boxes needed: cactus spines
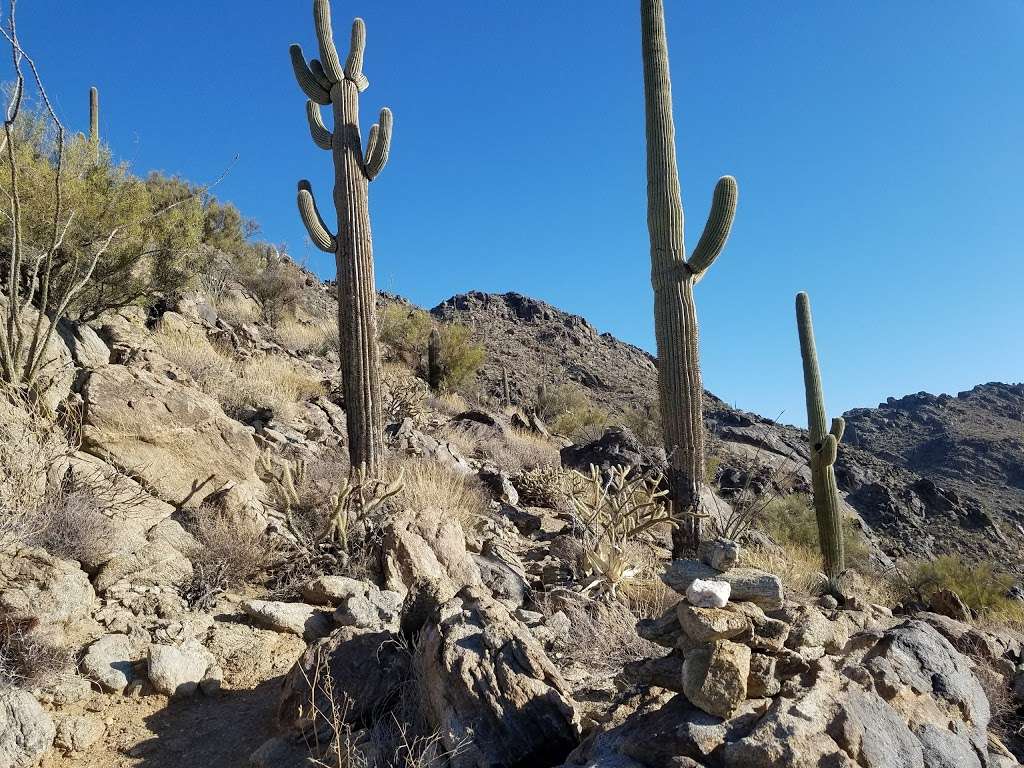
[796,292,846,586]
[641,0,738,556]
[89,86,99,162]
[427,327,442,392]
[291,0,393,473]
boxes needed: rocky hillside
[431,291,1024,574]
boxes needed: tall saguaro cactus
[290,0,392,472]
[795,292,846,585]
[641,0,738,555]
[427,327,442,392]
[89,86,99,162]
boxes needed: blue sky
[21,1,1023,425]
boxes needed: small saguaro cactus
[641,0,738,556]
[427,327,442,392]
[290,0,393,473]
[89,86,99,162]
[795,292,846,586]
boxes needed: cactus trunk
[332,79,383,470]
[427,327,442,391]
[641,0,738,556]
[796,292,846,585]
[89,86,99,162]
[291,0,393,473]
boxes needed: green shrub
[537,384,610,441]
[759,494,870,569]
[236,246,305,326]
[436,323,485,391]
[621,403,661,446]
[909,556,1024,625]
[379,304,433,360]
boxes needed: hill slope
[433,291,1024,573]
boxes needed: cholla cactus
[795,292,846,585]
[325,465,404,548]
[515,466,585,509]
[568,464,680,598]
[641,0,738,556]
[290,0,393,473]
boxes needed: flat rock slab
[664,560,784,610]
[241,600,333,641]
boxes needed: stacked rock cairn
[635,538,789,718]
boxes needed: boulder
[686,578,731,608]
[0,547,95,630]
[241,600,333,641]
[681,639,751,719]
[53,715,105,753]
[93,520,195,594]
[381,507,482,602]
[929,589,972,623]
[664,560,784,610]
[147,640,216,697]
[676,603,749,643]
[81,633,136,694]
[279,627,410,731]
[560,426,667,477]
[56,319,110,370]
[80,364,263,509]
[697,538,740,571]
[418,586,581,767]
[0,687,55,768]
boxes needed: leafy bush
[536,384,610,441]
[909,556,1024,625]
[236,245,306,326]
[620,403,661,446]
[434,323,485,391]
[379,304,433,362]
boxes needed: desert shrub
[758,494,870,568]
[379,304,433,362]
[0,386,72,549]
[0,106,208,320]
[184,505,281,608]
[382,366,429,425]
[0,616,71,689]
[236,245,305,326]
[434,323,485,392]
[202,198,257,254]
[537,384,610,441]
[620,403,661,446]
[212,290,260,326]
[909,556,1024,626]
[27,481,115,566]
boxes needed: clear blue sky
[21,1,1023,424]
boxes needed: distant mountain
[433,291,1024,573]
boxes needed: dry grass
[743,540,825,597]
[27,481,116,567]
[476,428,560,475]
[387,456,491,533]
[274,317,336,355]
[427,391,469,418]
[224,355,327,422]
[212,291,260,326]
[150,327,233,393]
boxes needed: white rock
[686,578,731,608]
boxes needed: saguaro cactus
[290,0,392,472]
[795,292,846,585]
[641,0,738,555]
[89,86,99,162]
[427,327,442,392]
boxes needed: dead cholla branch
[568,464,691,599]
[0,614,72,690]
